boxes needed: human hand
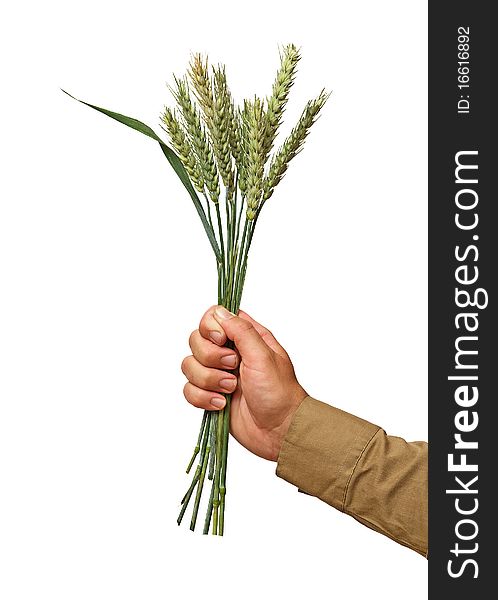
[181,306,307,461]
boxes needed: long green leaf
[61,89,222,262]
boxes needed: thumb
[213,306,271,365]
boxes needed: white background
[1,1,428,598]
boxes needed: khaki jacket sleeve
[276,396,427,557]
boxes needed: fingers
[181,355,237,393]
[183,382,227,410]
[188,329,239,369]
[198,306,228,347]
[197,305,282,366]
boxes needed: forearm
[276,396,428,557]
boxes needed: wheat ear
[264,43,301,157]
[160,107,205,194]
[263,90,329,202]
[242,98,266,220]
[171,76,220,204]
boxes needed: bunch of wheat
[64,44,329,535]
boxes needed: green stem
[232,219,249,311]
[215,203,226,291]
[217,261,223,305]
[229,176,238,274]
[224,181,239,310]
[208,412,217,480]
[204,192,214,233]
[177,475,198,525]
[218,393,231,535]
[178,412,210,525]
[235,251,249,310]
[232,174,239,245]
[212,406,225,534]
[179,466,199,506]
[203,482,215,535]
[180,174,261,535]
[225,248,236,309]
[225,188,233,278]
[185,411,208,474]
[234,192,245,261]
[189,412,213,531]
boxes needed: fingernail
[220,354,237,368]
[214,306,235,321]
[211,397,225,409]
[209,331,224,345]
[220,378,236,391]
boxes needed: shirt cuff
[276,396,380,512]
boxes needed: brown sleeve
[276,396,428,557]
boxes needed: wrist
[268,385,308,461]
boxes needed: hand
[181,306,308,461]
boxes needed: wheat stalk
[159,53,329,533]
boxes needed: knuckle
[184,383,201,407]
[183,382,192,402]
[188,329,198,350]
[200,306,217,328]
[236,317,253,333]
[199,370,211,389]
[181,355,192,377]
[205,345,218,365]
